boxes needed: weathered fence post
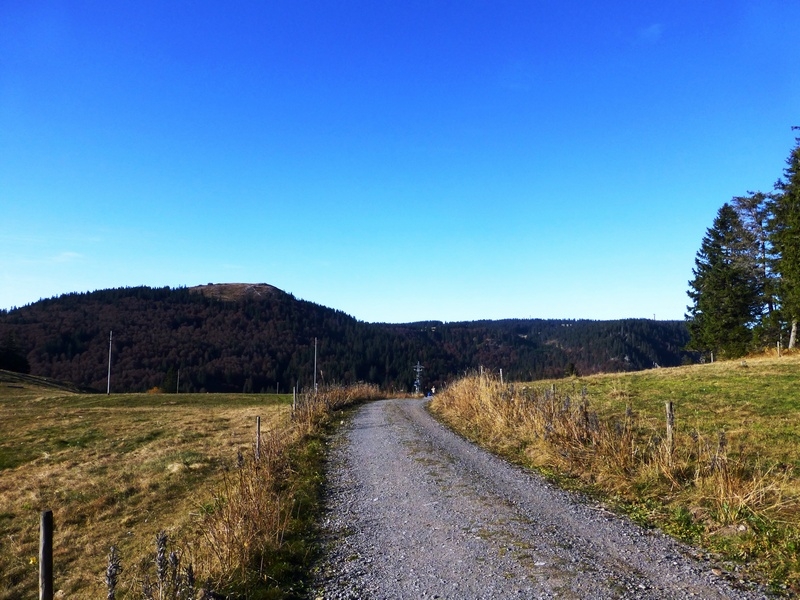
[40,510,53,600]
[255,416,261,461]
[500,368,504,385]
[665,401,675,466]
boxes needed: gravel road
[311,399,769,599]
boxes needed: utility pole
[106,331,113,395]
[413,361,424,395]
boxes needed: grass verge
[0,377,385,599]
[429,355,800,596]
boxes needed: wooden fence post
[40,510,53,600]
[665,401,675,466]
[255,416,261,461]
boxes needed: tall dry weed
[121,383,384,598]
[430,373,797,526]
[433,374,638,485]
[197,429,292,583]
[191,384,382,591]
[127,532,201,600]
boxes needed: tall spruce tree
[769,130,800,348]
[732,191,777,341]
[686,203,760,358]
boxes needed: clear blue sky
[2,2,799,323]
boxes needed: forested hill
[0,284,690,393]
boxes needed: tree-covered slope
[0,284,689,393]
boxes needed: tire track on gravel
[312,399,768,599]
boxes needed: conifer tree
[686,203,760,358]
[731,191,777,341]
[0,333,30,374]
[769,130,800,348]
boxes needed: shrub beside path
[312,398,769,599]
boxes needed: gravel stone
[311,399,770,599]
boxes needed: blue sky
[2,1,799,323]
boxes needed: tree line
[686,130,800,358]
[0,284,689,393]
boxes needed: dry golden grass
[0,379,291,599]
[0,374,386,599]
[430,355,800,594]
[188,381,386,596]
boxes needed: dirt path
[311,399,768,599]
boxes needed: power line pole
[413,361,424,395]
[106,331,112,395]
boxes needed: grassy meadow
[430,353,800,595]
[0,372,379,599]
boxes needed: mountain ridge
[0,284,690,393]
